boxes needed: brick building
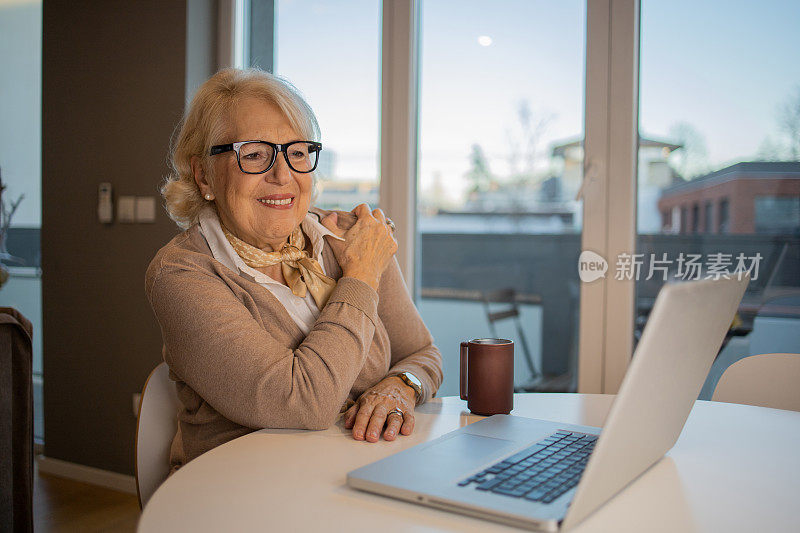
[657,161,800,235]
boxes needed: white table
[138,394,800,532]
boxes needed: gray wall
[419,232,800,377]
[420,233,582,376]
[42,1,215,475]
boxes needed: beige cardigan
[145,209,443,473]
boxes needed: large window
[273,0,380,210]
[416,0,586,395]
[754,196,800,234]
[244,1,799,395]
[637,0,800,397]
[0,0,43,440]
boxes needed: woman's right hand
[321,204,398,290]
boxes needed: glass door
[273,0,381,210]
[636,0,800,396]
[416,0,587,395]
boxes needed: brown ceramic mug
[460,338,514,415]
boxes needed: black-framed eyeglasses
[209,140,322,174]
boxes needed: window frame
[234,0,642,394]
[579,0,639,393]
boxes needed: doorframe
[579,0,639,393]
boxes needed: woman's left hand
[343,376,416,442]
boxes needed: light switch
[135,196,157,223]
[118,196,136,223]
[98,182,113,223]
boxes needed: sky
[274,0,800,204]
[2,0,799,226]
[639,0,800,166]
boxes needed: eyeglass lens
[238,142,318,173]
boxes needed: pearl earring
[205,194,214,201]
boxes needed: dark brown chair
[0,307,33,533]
[481,288,542,386]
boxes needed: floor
[34,464,140,532]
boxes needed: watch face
[408,373,422,387]
[401,372,422,393]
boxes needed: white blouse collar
[197,205,342,285]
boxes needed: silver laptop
[347,276,749,531]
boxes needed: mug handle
[460,342,469,401]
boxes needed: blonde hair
[162,68,321,228]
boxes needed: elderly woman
[146,68,443,474]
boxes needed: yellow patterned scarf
[221,224,336,309]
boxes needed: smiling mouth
[257,195,295,208]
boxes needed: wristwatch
[394,371,423,402]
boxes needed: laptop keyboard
[457,431,598,504]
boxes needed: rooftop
[551,136,682,157]
[661,161,800,195]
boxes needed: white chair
[712,353,800,412]
[135,362,180,509]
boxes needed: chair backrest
[481,288,540,379]
[712,353,800,411]
[0,308,34,532]
[135,362,180,509]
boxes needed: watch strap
[395,371,423,402]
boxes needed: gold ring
[386,219,396,232]
[387,408,404,418]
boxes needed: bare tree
[778,85,800,160]
[505,99,553,179]
[756,135,787,161]
[0,167,24,265]
[668,122,709,179]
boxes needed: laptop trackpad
[421,433,514,461]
